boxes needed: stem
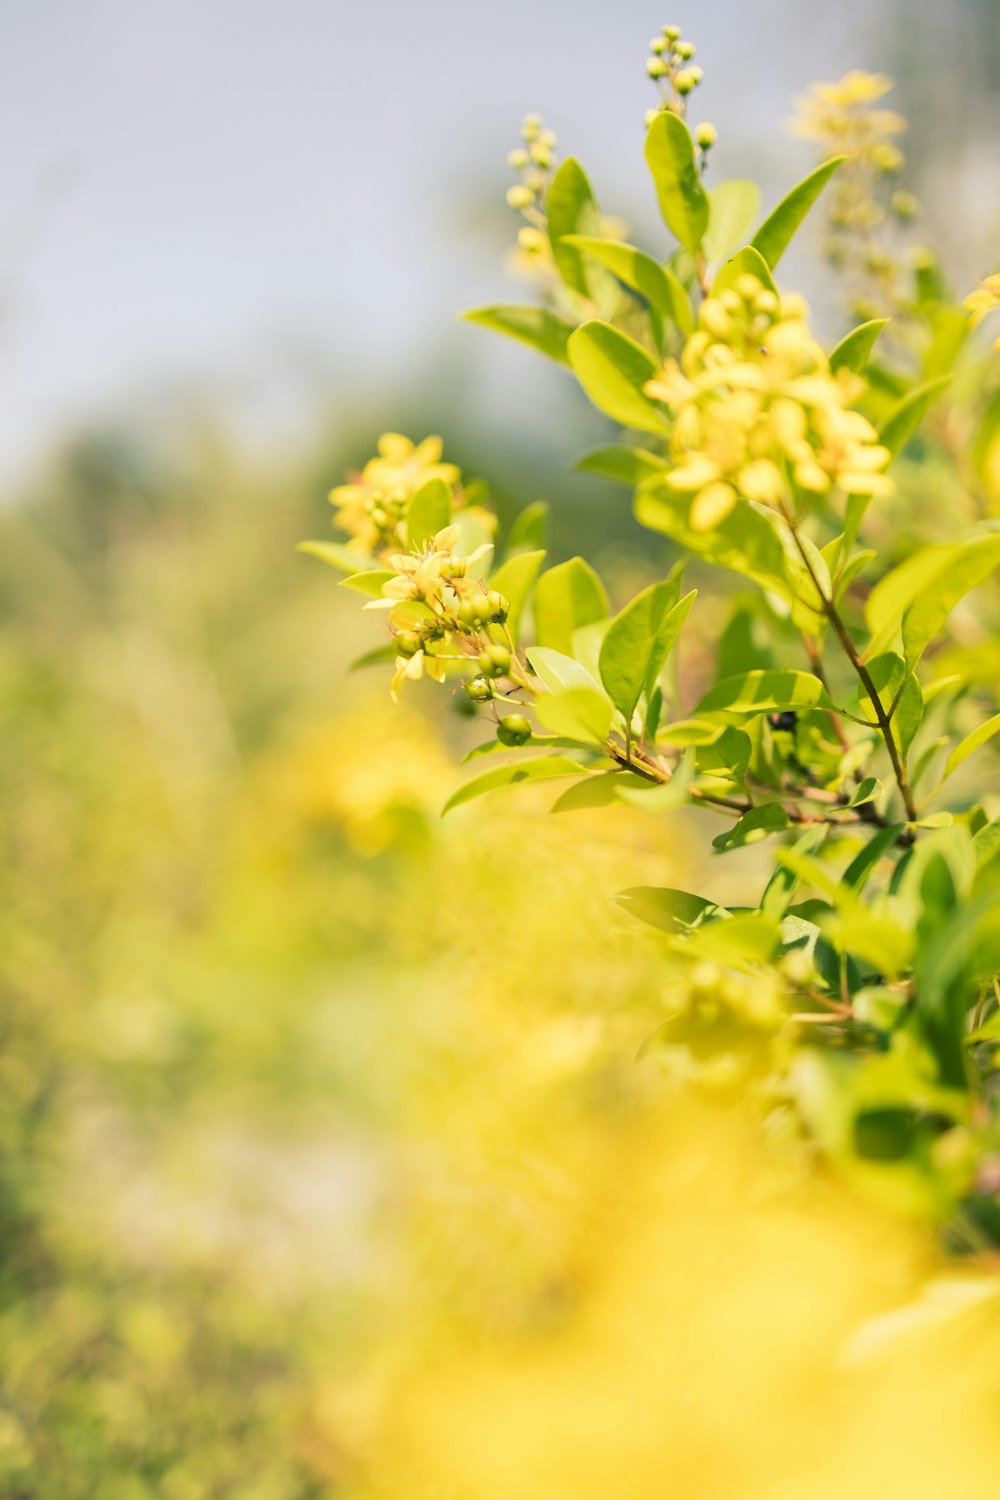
[784,513,920,824]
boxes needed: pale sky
[0,0,994,484]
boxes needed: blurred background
[2,3,1000,1496]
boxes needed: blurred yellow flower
[964,274,1000,349]
[328,432,462,558]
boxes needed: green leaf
[761,825,829,919]
[864,545,954,659]
[532,685,613,745]
[615,886,730,934]
[845,776,883,808]
[657,718,729,746]
[488,548,545,644]
[348,643,397,672]
[842,824,906,892]
[562,235,693,332]
[599,584,696,720]
[614,751,694,811]
[533,557,609,656]
[941,712,1000,783]
[550,771,644,813]
[879,375,951,458]
[576,445,667,486]
[567,322,666,433]
[635,483,793,601]
[858,652,923,755]
[711,245,777,298]
[695,725,752,778]
[506,500,549,554]
[407,476,452,549]
[829,319,889,374]
[695,669,833,716]
[526,645,602,695]
[463,304,573,365]
[547,157,601,298]
[339,569,395,597]
[442,755,586,814]
[712,803,789,851]
[703,179,760,264]
[751,156,845,269]
[644,110,709,253]
[901,532,1000,668]
[297,540,379,573]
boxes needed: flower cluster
[644,24,709,135]
[363,525,519,704]
[964,274,1000,351]
[329,433,467,561]
[791,71,920,321]
[644,274,893,532]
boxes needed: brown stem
[784,514,919,824]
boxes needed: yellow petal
[689,482,737,532]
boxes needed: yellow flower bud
[647,56,668,79]
[695,121,718,150]
[506,185,535,210]
[734,273,763,303]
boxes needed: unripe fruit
[486,590,510,622]
[393,630,423,658]
[497,714,532,746]
[478,643,512,677]
[456,597,486,628]
[465,676,493,703]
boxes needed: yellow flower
[644,275,893,530]
[328,433,462,559]
[964,275,1000,347]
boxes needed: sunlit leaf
[442,755,586,814]
[533,556,609,655]
[567,321,666,433]
[463,304,574,364]
[751,156,844,269]
[644,110,709,253]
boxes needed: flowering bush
[305,24,1000,1244]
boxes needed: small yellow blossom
[645,276,893,531]
[964,274,1000,350]
[328,433,462,559]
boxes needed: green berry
[485,590,510,623]
[465,676,493,703]
[456,597,486,629]
[393,630,423,659]
[497,714,532,746]
[478,643,512,678]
